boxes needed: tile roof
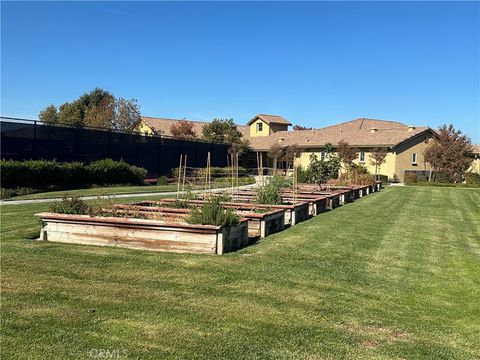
[248,118,434,150]
[141,116,250,138]
[248,114,292,126]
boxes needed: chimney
[408,126,416,132]
[370,128,378,133]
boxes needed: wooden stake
[182,154,187,192]
[208,151,212,192]
[236,152,239,195]
[176,154,183,199]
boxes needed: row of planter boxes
[35,181,382,255]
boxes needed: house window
[320,152,326,160]
[256,122,263,132]
[359,151,366,163]
[412,153,417,165]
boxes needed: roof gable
[247,114,292,126]
[248,117,435,150]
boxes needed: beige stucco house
[138,114,477,182]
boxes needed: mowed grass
[3,178,255,201]
[1,187,479,359]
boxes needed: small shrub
[50,196,90,215]
[87,195,115,216]
[391,174,400,183]
[169,199,191,209]
[87,159,145,185]
[256,176,288,205]
[465,172,480,185]
[336,170,375,186]
[378,175,389,184]
[157,176,169,185]
[187,195,239,227]
[193,166,248,179]
[130,165,148,183]
[0,187,35,199]
[432,172,450,183]
[416,174,428,183]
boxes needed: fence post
[107,129,112,158]
[33,120,37,159]
[157,134,162,177]
[135,133,139,166]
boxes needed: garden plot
[35,211,248,254]
[189,193,312,225]
[130,202,286,239]
[226,188,337,212]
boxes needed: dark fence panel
[0,118,230,177]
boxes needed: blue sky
[1,1,479,142]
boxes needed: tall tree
[38,104,59,124]
[202,118,250,153]
[337,140,358,169]
[170,120,197,139]
[369,147,388,181]
[113,98,142,132]
[58,101,83,127]
[424,125,473,182]
[284,144,301,170]
[84,96,115,129]
[38,88,140,131]
[267,143,284,175]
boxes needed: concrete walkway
[0,184,257,206]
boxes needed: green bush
[331,168,375,186]
[172,166,248,179]
[378,175,389,184]
[416,174,428,182]
[465,172,480,185]
[187,195,239,227]
[86,159,144,185]
[0,187,35,199]
[157,176,169,185]
[256,176,289,205]
[1,159,147,189]
[50,196,90,215]
[432,172,450,183]
[296,153,341,184]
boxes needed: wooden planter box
[132,201,285,239]
[280,192,328,216]
[148,198,310,227]
[234,190,322,218]
[35,212,248,255]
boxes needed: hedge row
[405,171,480,186]
[1,159,147,189]
[171,166,249,178]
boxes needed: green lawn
[1,187,479,359]
[3,178,255,200]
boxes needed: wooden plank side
[44,228,215,254]
[46,222,215,245]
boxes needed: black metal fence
[0,117,230,177]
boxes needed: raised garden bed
[144,198,310,226]
[221,189,328,216]
[131,201,285,238]
[35,211,248,254]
